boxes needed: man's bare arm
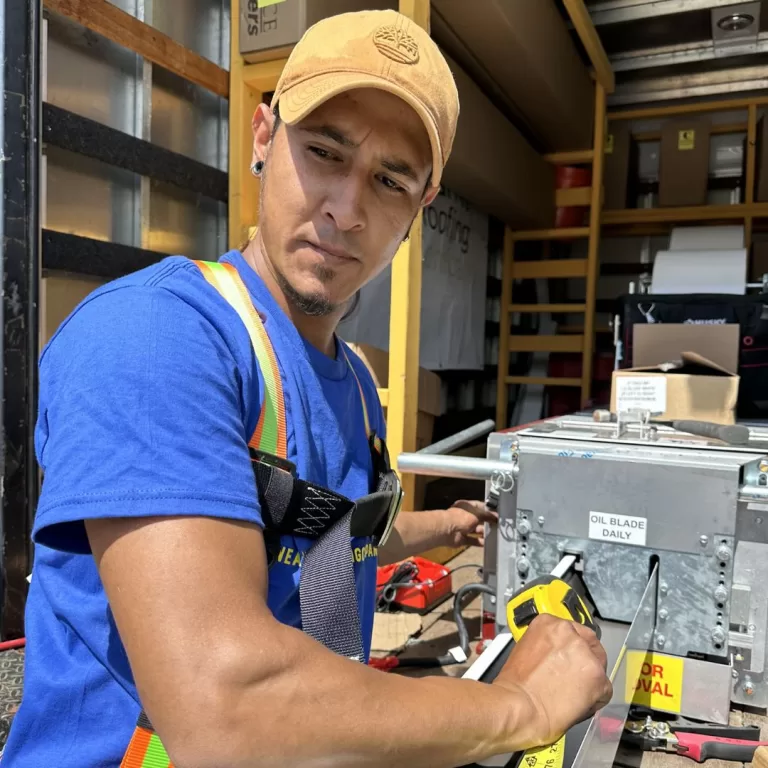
[87,515,548,768]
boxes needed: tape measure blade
[518,734,566,768]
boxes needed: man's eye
[379,175,405,193]
[309,145,335,160]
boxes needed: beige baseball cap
[270,9,459,188]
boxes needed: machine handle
[676,732,768,763]
[672,420,750,446]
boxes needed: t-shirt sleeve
[33,284,263,555]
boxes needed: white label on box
[616,376,667,414]
[589,512,647,546]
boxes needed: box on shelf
[603,123,638,210]
[611,352,739,426]
[431,0,593,152]
[239,0,395,62]
[658,118,711,207]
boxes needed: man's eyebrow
[381,158,419,182]
[302,125,358,148]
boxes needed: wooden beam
[510,303,587,313]
[561,0,615,94]
[513,259,588,279]
[633,121,747,143]
[377,388,389,407]
[44,0,229,98]
[582,81,606,408]
[556,186,592,207]
[508,335,585,353]
[495,229,515,430]
[746,104,758,250]
[512,227,590,241]
[602,203,768,225]
[506,376,581,387]
[609,96,768,122]
[544,149,594,165]
[228,2,263,249]
[389,0,429,511]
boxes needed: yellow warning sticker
[625,651,684,713]
[520,734,565,768]
[605,133,614,155]
[257,0,285,7]
[678,129,696,151]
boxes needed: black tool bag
[617,293,768,419]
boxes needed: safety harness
[120,260,403,768]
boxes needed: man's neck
[241,236,342,358]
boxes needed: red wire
[0,638,25,652]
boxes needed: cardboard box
[431,0,593,152]
[441,51,555,229]
[239,0,396,62]
[756,116,768,203]
[603,123,638,210]
[611,352,739,425]
[633,323,739,375]
[659,119,711,207]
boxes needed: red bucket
[555,165,592,228]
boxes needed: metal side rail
[457,566,658,768]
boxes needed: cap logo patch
[373,25,419,65]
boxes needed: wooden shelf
[513,259,588,279]
[512,227,590,241]
[510,303,587,313]
[556,186,592,207]
[508,334,584,353]
[602,203,768,226]
[506,376,581,387]
[544,149,594,165]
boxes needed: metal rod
[418,419,495,456]
[397,452,517,481]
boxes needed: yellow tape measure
[508,575,598,768]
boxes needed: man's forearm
[176,620,535,768]
[378,510,448,565]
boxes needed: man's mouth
[304,240,358,264]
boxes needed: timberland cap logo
[373,25,419,65]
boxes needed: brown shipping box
[347,343,442,510]
[441,51,555,229]
[633,323,739,375]
[659,119,711,207]
[240,0,396,62]
[431,0,593,152]
[756,116,768,203]
[610,353,739,425]
[603,123,638,210]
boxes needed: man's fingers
[454,499,498,523]
[571,622,608,669]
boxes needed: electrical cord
[453,582,496,657]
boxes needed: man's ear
[251,103,275,169]
[421,184,441,207]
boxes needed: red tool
[376,557,452,614]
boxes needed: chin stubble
[274,266,338,317]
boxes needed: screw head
[642,632,650,643]
[759,459,768,473]
[516,557,530,575]
[660,582,669,596]
[714,585,728,604]
[716,544,732,563]
[517,519,531,536]
[749,624,757,633]
[700,535,709,546]
[655,634,666,649]
[733,669,740,680]
[711,626,726,646]
[658,608,669,621]
[490,596,497,605]
[537,516,545,527]
[744,680,755,697]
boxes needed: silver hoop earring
[251,160,264,176]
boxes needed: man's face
[254,88,436,315]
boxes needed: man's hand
[440,499,498,547]
[493,614,613,749]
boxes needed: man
[3,9,611,768]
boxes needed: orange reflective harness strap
[121,259,392,768]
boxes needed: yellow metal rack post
[229,0,429,511]
[496,0,613,429]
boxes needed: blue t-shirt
[2,250,386,768]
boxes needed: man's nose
[321,172,367,233]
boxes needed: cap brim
[275,71,443,189]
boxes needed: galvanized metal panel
[46,15,141,136]
[148,179,226,259]
[151,67,228,170]
[45,146,139,248]
[151,0,229,67]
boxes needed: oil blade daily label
[520,734,565,768]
